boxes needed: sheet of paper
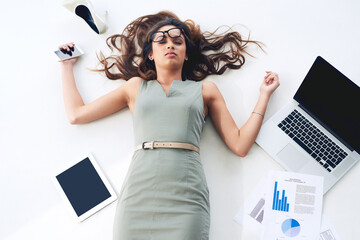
[319,216,341,240]
[262,171,324,240]
[234,173,341,240]
[233,177,267,237]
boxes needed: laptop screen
[294,56,360,154]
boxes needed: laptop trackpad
[276,144,308,171]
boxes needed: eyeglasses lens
[151,28,182,42]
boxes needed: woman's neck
[156,69,182,85]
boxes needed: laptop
[256,56,360,194]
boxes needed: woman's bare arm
[60,43,141,124]
[204,72,280,157]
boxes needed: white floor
[1,0,360,239]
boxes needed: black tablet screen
[56,157,111,216]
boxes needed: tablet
[54,153,117,222]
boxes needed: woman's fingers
[59,45,70,51]
[260,71,280,96]
[264,72,279,86]
[264,71,278,82]
[59,42,75,51]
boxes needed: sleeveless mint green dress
[113,79,210,240]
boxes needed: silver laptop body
[256,56,360,194]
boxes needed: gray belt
[135,141,200,154]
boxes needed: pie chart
[281,218,301,237]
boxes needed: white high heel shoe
[63,0,107,34]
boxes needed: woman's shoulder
[200,81,224,106]
[202,81,220,96]
[186,80,216,89]
[127,76,143,85]
[122,77,143,97]
[124,76,143,89]
[202,81,217,89]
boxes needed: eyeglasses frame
[148,27,186,43]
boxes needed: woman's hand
[59,42,79,66]
[260,71,280,97]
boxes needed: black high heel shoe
[63,0,107,34]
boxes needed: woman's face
[148,25,188,71]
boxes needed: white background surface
[1,0,359,239]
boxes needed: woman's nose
[167,43,175,49]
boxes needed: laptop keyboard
[278,109,348,172]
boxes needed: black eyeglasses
[148,27,185,43]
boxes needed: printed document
[262,171,323,240]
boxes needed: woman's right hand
[59,42,79,66]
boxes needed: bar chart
[272,181,289,212]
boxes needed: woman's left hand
[260,71,280,97]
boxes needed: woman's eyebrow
[175,35,185,40]
[160,35,185,41]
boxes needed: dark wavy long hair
[94,11,264,81]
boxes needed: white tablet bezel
[53,153,117,222]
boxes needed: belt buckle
[142,141,155,150]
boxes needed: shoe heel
[63,0,107,34]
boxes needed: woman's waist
[134,137,200,149]
[133,122,203,147]
[134,141,199,154]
